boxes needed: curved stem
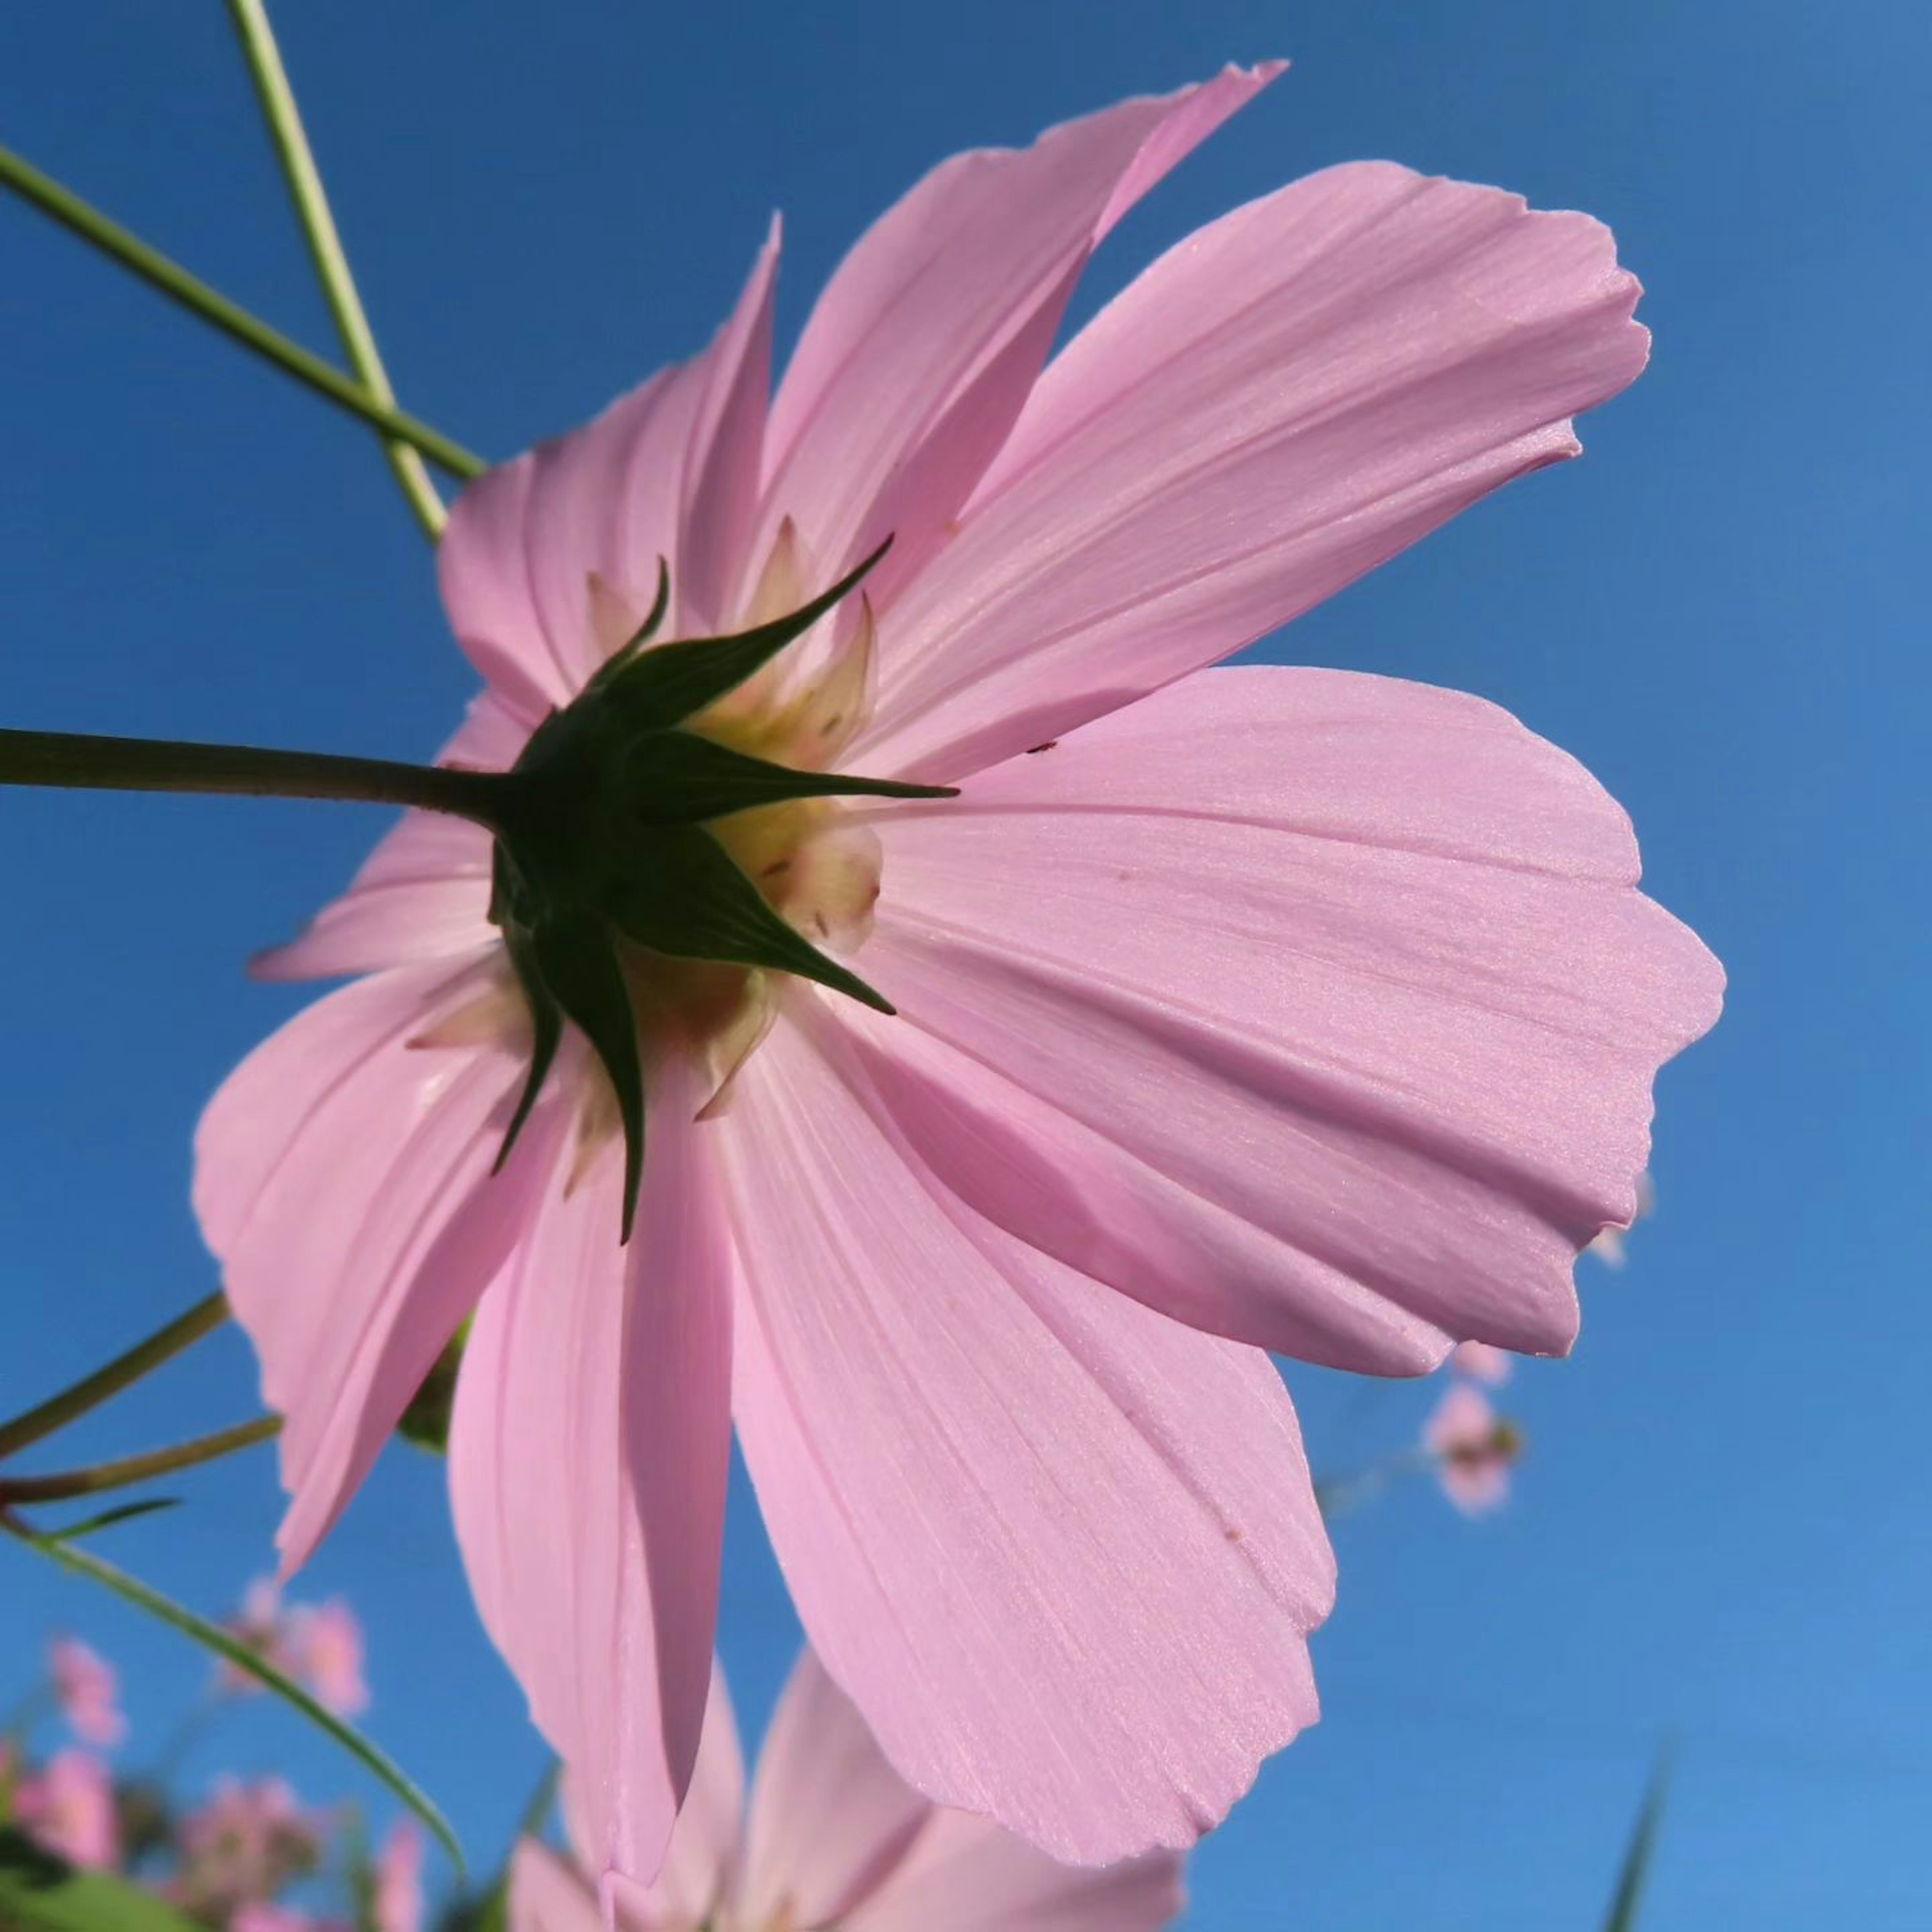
[0,726,507,826]
[225,0,447,539]
[0,1416,281,1506]
[0,143,485,479]
[0,1294,228,1462]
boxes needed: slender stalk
[0,726,506,826]
[0,143,485,479]
[225,0,447,539]
[0,1416,281,1506]
[0,1294,228,1462]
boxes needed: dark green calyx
[485,540,955,1241]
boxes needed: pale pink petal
[857,166,1650,780]
[847,1810,1184,1932]
[726,1015,1331,1865]
[373,1820,423,1932]
[439,227,779,710]
[253,689,527,983]
[853,668,1722,1371]
[1451,1340,1514,1385]
[508,1841,603,1932]
[758,66,1280,606]
[48,1638,124,1749]
[14,1749,119,1870]
[611,1663,745,1929]
[736,1651,931,1928]
[448,1064,735,1898]
[288,1600,369,1717]
[194,959,548,1572]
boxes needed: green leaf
[610,824,894,1017]
[9,1529,465,1880]
[1,1828,203,1931]
[530,913,646,1242]
[619,728,955,826]
[40,1497,180,1542]
[604,539,890,730]
[1601,1747,1672,1932]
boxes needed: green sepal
[397,1320,469,1455]
[531,912,646,1241]
[609,824,894,1016]
[493,908,565,1178]
[619,728,955,826]
[580,556,672,698]
[602,538,890,730]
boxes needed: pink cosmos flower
[12,1748,120,1870]
[373,1819,424,1932]
[170,1776,325,1920]
[221,1578,370,1716]
[195,66,1722,1889]
[47,1636,125,1749]
[1448,1340,1514,1387]
[1424,1382,1522,1515]
[514,1652,1182,1932]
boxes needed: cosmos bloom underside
[513,1652,1183,1932]
[195,63,1722,1890]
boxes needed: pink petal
[615,1663,746,1928]
[439,226,779,712]
[194,961,546,1572]
[756,66,1280,607]
[857,165,1650,781]
[508,1841,602,1932]
[253,690,526,983]
[847,1810,1185,1932]
[448,1065,735,1898]
[1450,1339,1514,1386]
[737,1651,932,1928]
[726,1015,1331,1866]
[854,667,1722,1371]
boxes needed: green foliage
[1601,1748,1672,1931]
[0,1829,202,1932]
[9,1528,464,1879]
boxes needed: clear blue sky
[2,2,1925,1926]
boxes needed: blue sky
[1,2,1925,1926]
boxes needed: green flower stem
[0,1293,228,1462]
[0,1416,281,1507]
[0,143,485,480]
[225,0,448,540]
[0,726,507,826]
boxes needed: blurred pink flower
[514,1652,1182,1932]
[13,1748,119,1870]
[1585,1171,1656,1268]
[373,1819,423,1932]
[47,1637,125,1749]
[171,1776,325,1920]
[1448,1340,1513,1387]
[286,1599,369,1718]
[196,66,1721,1890]
[234,1909,350,1932]
[1424,1383,1522,1515]
[221,1578,369,1716]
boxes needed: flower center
[580,518,884,1135]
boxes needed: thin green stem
[0,1293,228,1462]
[0,143,485,479]
[0,726,507,826]
[0,1416,281,1506]
[225,0,448,539]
